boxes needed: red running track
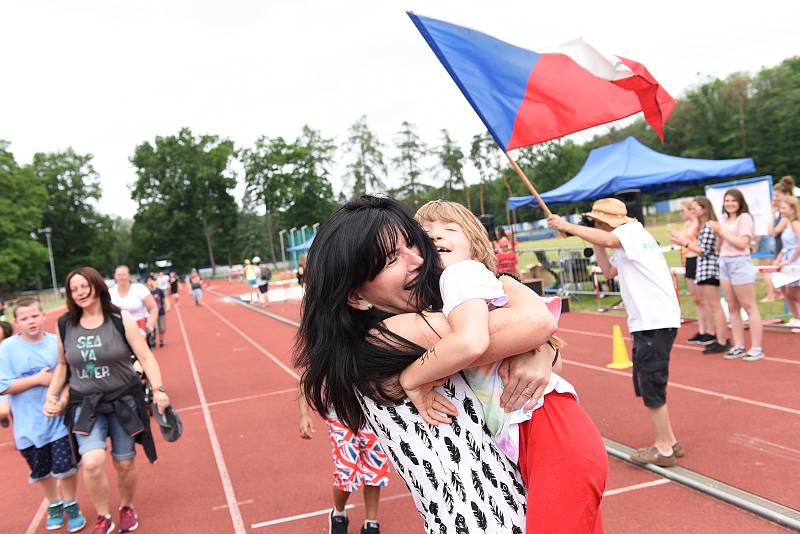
[0,284,795,532]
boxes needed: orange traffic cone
[607,324,633,369]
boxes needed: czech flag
[408,13,676,151]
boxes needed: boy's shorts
[19,435,78,483]
[631,328,677,408]
[326,418,390,493]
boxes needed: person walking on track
[44,266,170,534]
[296,195,566,533]
[549,198,683,468]
[0,298,86,532]
[109,265,158,339]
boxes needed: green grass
[4,291,65,320]
[516,223,790,320]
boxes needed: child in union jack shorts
[299,388,389,534]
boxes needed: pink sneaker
[92,515,115,534]
[118,506,138,532]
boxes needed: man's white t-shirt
[156,274,170,291]
[109,283,151,321]
[609,222,681,333]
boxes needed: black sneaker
[703,340,731,354]
[361,521,380,534]
[329,511,348,534]
[699,333,716,345]
[687,332,704,344]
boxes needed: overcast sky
[2,1,798,218]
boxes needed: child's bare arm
[297,384,316,439]
[1,367,52,395]
[398,299,490,391]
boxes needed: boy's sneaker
[92,516,114,534]
[630,446,677,467]
[702,340,731,354]
[118,506,138,533]
[64,501,87,532]
[361,521,380,534]
[329,510,349,534]
[743,348,765,361]
[46,501,64,530]
[724,346,746,359]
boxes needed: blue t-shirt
[0,333,68,449]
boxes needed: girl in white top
[707,189,764,360]
[771,196,800,325]
[399,200,607,532]
[108,265,158,334]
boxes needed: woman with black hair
[296,196,564,533]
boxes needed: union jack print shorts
[326,418,390,492]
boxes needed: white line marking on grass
[177,388,296,413]
[24,499,47,534]
[203,301,299,380]
[251,504,355,529]
[176,307,246,534]
[564,360,800,416]
[603,478,671,497]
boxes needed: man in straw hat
[548,198,683,467]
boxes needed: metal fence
[516,246,619,298]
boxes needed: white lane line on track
[558,327,800,366]
[602,478,671,497]
[251,479,670,529]
[176,306,246,534]
[176,388,296,414]
[203,300,299,380]
[564,359,800,416]
[25,499,47,534]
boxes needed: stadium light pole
[37,227,58,294]
[278,229,287,265]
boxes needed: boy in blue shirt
[0,298,86,531]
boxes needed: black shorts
[696,277,720,286]
[19,435,77,482]
[258,284,269,294]
[684,256,697,280]
[631,328,677,408]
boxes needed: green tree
[469,132,502,214]
[0,141,48,288]
[130,128,238,273]
[392,121,429,210]
[281,126,337,229]
[28,148,114,280]
[434,129,468,204]
[343,115,386,197]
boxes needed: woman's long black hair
[293,195,443,433]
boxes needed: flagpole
[503,151,553,217]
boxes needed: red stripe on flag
[612,57,676,141]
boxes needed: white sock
[332,508,347,518]
[365,520,379,527]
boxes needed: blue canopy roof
[508,137,756,209]
[287,235,314,253]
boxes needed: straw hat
[583,198,637,228]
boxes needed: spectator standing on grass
[0,298,86,531]
[298,387,387,534]
[45,267,170,534]
[671,197,731,355]
[679,199,715,346]
[190,269,204,305]
[707,189,765,361]
[169,271,180,308]
[549,198,684,467]
[145,276,169,348]
[109,265,158,338]
[772,196,800,327]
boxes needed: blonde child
[772,196,800,325]
[298,387,388,534]
[400,199,607,534]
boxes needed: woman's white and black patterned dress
[361,373,527,533]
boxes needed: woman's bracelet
[496,271,521,282]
